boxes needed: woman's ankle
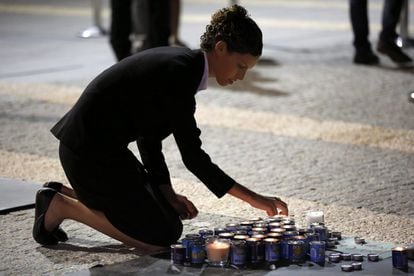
[44,194,65,231]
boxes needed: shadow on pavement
[208,69,289,97]
[38,242,140,256]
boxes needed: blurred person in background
[110,0,170,61]
[350,0,413,67]
[169,0,188,47]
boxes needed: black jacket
[51,47,235,198]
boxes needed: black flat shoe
[42,182,68,242]
[353,50,380,65]
[33,188,59,245]
[51,227,68,242]
[377,40,413,67]
[43,181,63,193]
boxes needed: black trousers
[110,0,170,61]
[59,143,182,246]
[350,0,403,51]
[109,0,132,61]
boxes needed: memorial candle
[392,246,408,270]
[206,238,230,266]
[306,211,324,226]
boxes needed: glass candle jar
[205,238,231,267]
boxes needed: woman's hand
[169,194,199,220]
[159,185,198,220]
[228,183,289,216]
[249,194,288,216]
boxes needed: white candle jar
[205,237,231,267]
[306,211,324,226]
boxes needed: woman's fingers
[268,197,288,216]
[277,205,289,216]
[277,202,288,216]
[184,199,198,218]
[179,196,198,219]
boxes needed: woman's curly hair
[200,5,262,57]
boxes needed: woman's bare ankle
[44,194,65,231]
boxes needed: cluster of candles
[170,212,410,271]
[171,212,340,269]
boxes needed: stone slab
[0,177,38,214]
[72,237,414,275]
[72,254,414,276]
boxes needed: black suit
[52,47,236,246]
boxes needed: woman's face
[210,41,259,86]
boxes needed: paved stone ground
[0,0,413,275]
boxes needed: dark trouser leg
[350,0,371,51]
[376,0,412,65]
[379,0,403,44]
[141,0,170,50]
[110,0,132,61]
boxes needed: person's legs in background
[349,0,379,65]
[379,0,402,43]
[141,0,170,50]
[377,0,413,66]
[169,0,187,47]
[110,0,133,61]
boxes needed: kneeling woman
[33,5,288,251]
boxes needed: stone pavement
[0,0,413,274]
